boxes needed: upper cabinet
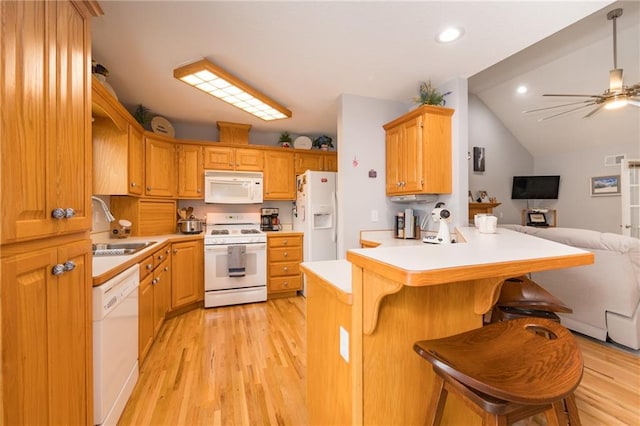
[145,134,177,197]
[264,151,296,200]
[203,146,264,171]
[1,0,97,244]
[177,143,204,198]
[294,151,337,175]
[92,77,146,196]
[383,105,453,196]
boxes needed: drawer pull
[283,266,289,272]
[146,264,153,270]
[283,252,288,257]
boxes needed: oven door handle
[205,243,267,252]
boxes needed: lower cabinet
[170,238,204,311]
[138,243,172,364]
[267,233,303,298]
[1,238,92,425]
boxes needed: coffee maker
[260,208,280,231]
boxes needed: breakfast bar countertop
[348,226,593,287]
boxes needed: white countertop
[300,259,352,295]
[301,226,592,294]
[350,226,588,272]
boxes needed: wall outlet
[371,209,379,222]
[339,326,349,362]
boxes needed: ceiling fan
[524,8,640,121]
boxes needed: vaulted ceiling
[92,1,633,156]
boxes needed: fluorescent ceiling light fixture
[174,59,292,121]
[516,85,528,94]
[436,27,464,43]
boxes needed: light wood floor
[119,297,640,426]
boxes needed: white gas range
[204,212,267,308]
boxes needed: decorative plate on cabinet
[151,116,175,138]
[293,136,312,149]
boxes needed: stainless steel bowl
[178,219,203,234]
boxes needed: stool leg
[564,395,582,426]
[482,412,508,426]
[425,374,448,426]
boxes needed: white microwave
[204,170,264,204]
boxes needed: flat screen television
[511,175,560,199]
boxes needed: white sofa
[502,225,640,350]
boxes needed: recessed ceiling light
[436,27,464,43]
[516,85,528,94]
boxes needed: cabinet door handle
[63,260,76,272]
[146,186,152,191]
[52,264,65,276]
[51,208,66,219]
[64,208,76,218]
[157,255,164,261]
[152,278,158,285]
[173,249,178,254]
[164,266,169,272]
[131,182,137,187]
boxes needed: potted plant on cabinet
[414,80,451,106]
[279,131,292,148]
[312,135,333,151]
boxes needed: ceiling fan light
[604,95,628,110]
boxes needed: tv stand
[522,209,557,227]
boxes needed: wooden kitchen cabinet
[110,197,177,236]
[170,239,204,311]
[145,134,177,197]
[294,151,338,174]
[384,105,453,196]
[128,124,145,195]
[92,76,146,196]
[267,233,303,298]
[264,151,296,200]
[1,238,93,425]
[203,146,264,171]
[138,243,172,364]
[1,0,97,244]
[177,144,204,198]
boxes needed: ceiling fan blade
[538,103,597,121]
[583,105,604,118]
[542,94,600,98]
[628,99,640,107]
[523,99,597,114]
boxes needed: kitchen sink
[92,241,157,256]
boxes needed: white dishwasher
[93,264,139,426]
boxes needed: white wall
[535,143,638,233]
[468,95,534,225]
[468,94,639,233]
[336,94,409,257]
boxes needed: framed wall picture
[590,175,621,196]
[473,146,485,172]
[527,212,548,226]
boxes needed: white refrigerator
[293,170,338,296]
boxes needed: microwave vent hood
[389,194,438,204]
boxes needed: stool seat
[414,318,583,425]
[498,276,572,313]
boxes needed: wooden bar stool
[414,318,583,425]
[490,276,573,323]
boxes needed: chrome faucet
[91,196,116,223]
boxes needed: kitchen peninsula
[301,226,594,425]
